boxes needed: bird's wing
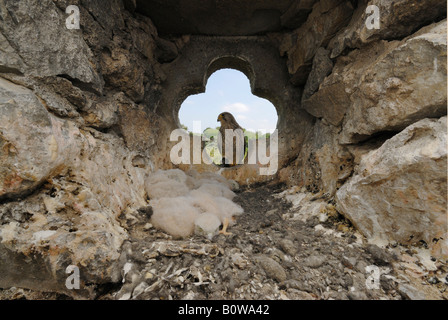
[235,129,245,164]
[217,128,223,155]
[223,128,244,164]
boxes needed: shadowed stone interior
[0,0,446,299]
[135,0,297,35]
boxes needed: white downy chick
[189,190,243,226]
[186,170,231,188]
[146,180,190,200]
[150,197,200,238]
[147,169,188,185]
[145,169,190,200]
[146,169,244,239]
[195,182,235,200]
[194,213,222,240]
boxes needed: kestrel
[217,112,246,167]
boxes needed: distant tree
[244,130,257,140]
[203,127,219,139]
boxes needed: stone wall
[0,0,446,297]
[279,0,447,258]
[0,0,174,297]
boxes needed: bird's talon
[219,217,232,236]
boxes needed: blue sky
[179,69,278,133]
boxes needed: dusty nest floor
[1,183,447,300]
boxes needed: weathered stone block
[304,20,447,142]
[336,117,447,258]
[328,0,447,58]
[0,78,79,200]
[0,0,103,92]
[281,0,353,85]
[340,20,447,143]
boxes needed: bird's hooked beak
[217,114,223,122]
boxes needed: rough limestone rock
[155,37,179,63]
[301,47,333,102]
[80,93,119,129]
[115,93,165,156]
[303,20,447,141]
[0,80,150,297]
[0,0,446,298]
[328,0,448,58]
[295,120,353,196]
[280,0,354,85]
[0,122,150,297]
[341,20,447,143]
[0,204,127,298]
[280,0,319,29]
[100,47,145,102]
[336,117,447,257]
[0,77,79,200]
[0,0,103,92]
[0,32,25,74]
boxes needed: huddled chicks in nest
[145,169,243,239]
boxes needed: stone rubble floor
[1,183,447,300]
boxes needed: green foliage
[200,127,271,165]
[203,127,219,139]
[243,129,270,140]
[202,127,220,164]
[176,126,273,166]
[204,142,222,165]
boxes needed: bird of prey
[217,112,246,167]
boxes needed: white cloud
[221,102,250,113]
[245,118,277,133]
